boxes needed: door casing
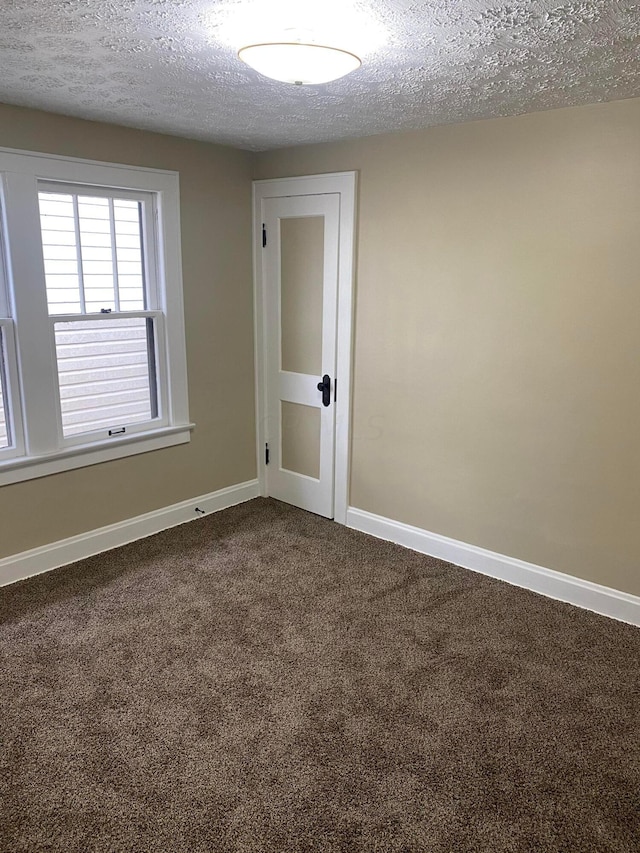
[252,172,357,524]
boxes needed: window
[0,149,191,486]
[0,330,10,449]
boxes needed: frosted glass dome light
[238,42,361,85]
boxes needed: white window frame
[0,147,192,486]
[0,203,26,461]
[0,319,25,461]
[39,182,168,447]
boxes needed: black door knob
[317,374,331,407]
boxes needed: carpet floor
[1,497,639,852]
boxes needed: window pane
[114,201,145,310]
[38,191,147,315]
[38,193,80,314]
[0,330,10,449]
[54,318,158,438]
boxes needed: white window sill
[0,424,195,487]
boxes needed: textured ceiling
[0,0,638,151]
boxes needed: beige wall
[256,97,640,597]
[3,97,639,599]
[0,104,256,557]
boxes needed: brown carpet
[1,498,639,852]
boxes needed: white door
[262,192,340,517]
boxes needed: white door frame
[252,171,357,525]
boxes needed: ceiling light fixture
[238,41,361,85]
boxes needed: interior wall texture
[0,103,256,558]
[256,97,640,598]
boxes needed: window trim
[0,423,194,486]
[0,203,25,461]
[0,146,191,487]
[0,319,25,461]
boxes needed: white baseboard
[0,479,260,588]
[346,507,640,627]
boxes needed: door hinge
[265,442,270,465]
[262,224,267,247]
